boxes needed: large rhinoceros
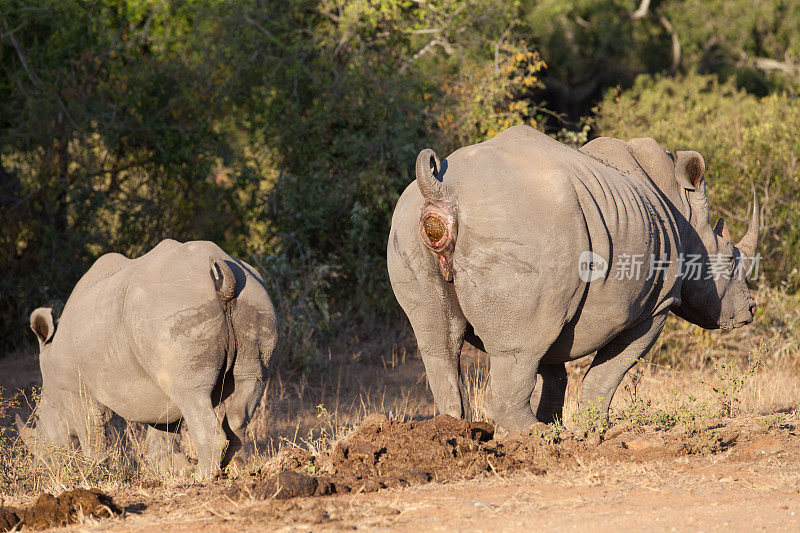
[16,239,278,478]
[388,125,758,433]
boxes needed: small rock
[249,471,319,500]
[0,508,20,532]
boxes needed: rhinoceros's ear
[30,307,55,346]
[675,150,705,191]
[713,217,731,241]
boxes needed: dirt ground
[1,341,799,532]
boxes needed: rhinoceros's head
[668,150,759,330]
[15,308,75,456]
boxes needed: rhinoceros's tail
[416,149,458,282]
[416,148,451,205]
[209,257,236,302]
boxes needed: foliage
[702,336,772,417]
[523,0,671,117]
[522,0,800,119]
[0,0,247,349]
[0,1,545,364]
[662,0,800,94]
[616,388,711,429]
[571,399,613,439]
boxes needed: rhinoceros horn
[15,413,35,448]
[735,189,759,260]
[416,148,449,204]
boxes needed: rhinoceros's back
[61,239,232,424]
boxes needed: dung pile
[0,488,120,531]
[240,414,551,498]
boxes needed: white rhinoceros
[388,125,758,432]
[17,239,278,478]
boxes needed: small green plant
[683,427,723,455]
[760,413,784,430]
[572,399,612,440]
[531,423,564,445]
[702,336,775,417]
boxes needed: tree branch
[1,15,77,127]
[400,38,443,74]
[1,17,39,85]
[658,15,681,73]
[631,0,651,20]
[750,56,800,76]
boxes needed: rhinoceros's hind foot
[145,424,192,477]
[175,394,228,483]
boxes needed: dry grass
[0,288,798,510]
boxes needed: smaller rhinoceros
[16,239,278,479]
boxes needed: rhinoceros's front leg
[581,312,668,413]
[65,388,111,462]
[530,363,568,424]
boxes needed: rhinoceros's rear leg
[220,377,265,469]
[403,302,469,419]
[482,325,565,433]
[530,363,568,424]
[484,353,540,432]
[581,313,667,414]
[145,423,191,475]
[173,393,227,480]
[388,245,469,419]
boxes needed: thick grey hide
[388,125,758,432]
[20,239,278,479]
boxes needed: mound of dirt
[320,413,531,491]
[238,414,796,503]
[0,488,121,531]
[239,414,550,498]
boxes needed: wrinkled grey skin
[388,125,758,432]
[17,239,278,479]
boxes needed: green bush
[1,1,546,366]
[594,73,800,288]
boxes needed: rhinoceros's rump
[19,239,278,479]
[388,125,758,432]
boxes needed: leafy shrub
[1,1,549,368]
